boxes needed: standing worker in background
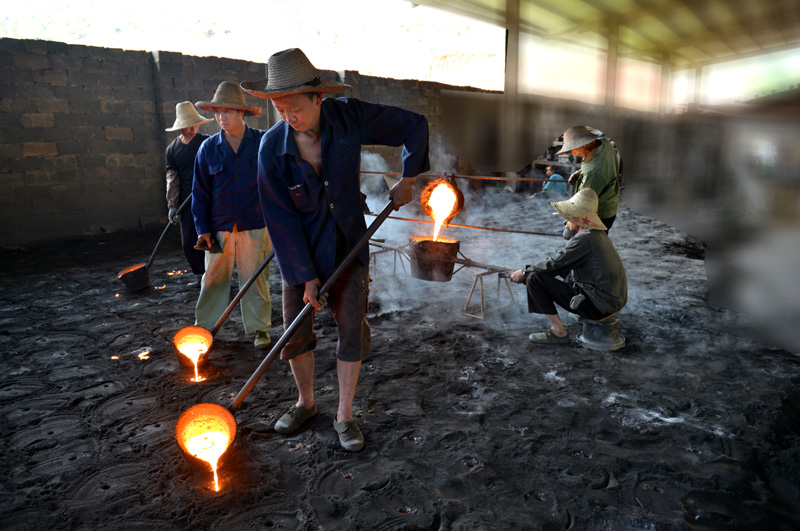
[243,48,430,451]
[164,102,213,286]
[192,82,273,348]
[557,125,620,236]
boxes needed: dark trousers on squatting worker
[526,272,610,320]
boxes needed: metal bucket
[409,236,460,282]
[117,263,150,291]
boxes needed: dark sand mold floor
[1,191,799,530]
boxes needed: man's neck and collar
[222,122,247,153]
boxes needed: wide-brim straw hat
[240,48,351,100]
[555,125,601,155]
[165,102,214,131]
[196,81,262,116]
[551,188,607,230]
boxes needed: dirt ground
[1,188,799,530]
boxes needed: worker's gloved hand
[168,207,180,224]
[568,170,581,186]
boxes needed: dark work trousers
[601,215,616,233]
[526,272,607,320]
[179,208,205,275]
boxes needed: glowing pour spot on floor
[138,350,150,360]
[110,356,119,360]
[179,342,209,382]
[184,431,229,491]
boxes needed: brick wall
[0,39,281,249]
[1,37,636,249]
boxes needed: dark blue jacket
[192,125,266,235]
[258,97,430,287]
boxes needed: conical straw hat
[165,102,214,132]
[555,125,601,155]
[551,188,607,230]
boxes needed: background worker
[510,188,627,345]
[558,125,620,235]
[164,102,213,285]
[530,165,568,199]
[192,82,272,348]
[243,48,430,452]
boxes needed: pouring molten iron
[175,403,236,491]
[410,178,465,282]
[419,178,464,241]
[173,326,212,382]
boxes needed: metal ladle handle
[145,195,192,270]
[229,200,395,411]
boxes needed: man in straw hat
[192,81,273,348]
[509,188,627,344]
[557,125,621,235]
[242,48,430,451]
[164,102,214,283]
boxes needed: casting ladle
[173,249,275,369]
[175,200,395,462]
[118,195,192,291]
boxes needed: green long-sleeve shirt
[576,138,620,219]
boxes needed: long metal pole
[209,251,275,336]
[229,200,395,411]
[365,212,561,238]
[145,195,192,270]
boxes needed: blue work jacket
[258,97,430,287]
[192,125,266,236]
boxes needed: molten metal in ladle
[172,251,275,377]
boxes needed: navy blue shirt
[258,97,430,287]
[192,125,266,235]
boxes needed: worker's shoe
[333,417,365,452]
[529,330,570,344]
[274,404,317,434]
[254,330,271,348]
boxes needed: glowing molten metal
[185,431,229,491]
[175,403,236,492]
[173,326,212,382]
[420,178,464,241]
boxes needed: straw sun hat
[164,102,213,132]
[555,125,602,155]
[196,81,262,116]
[241,48,351,100]
[551,188,607,231]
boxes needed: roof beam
[670,40,800,71]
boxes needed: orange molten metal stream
[427,183,457,241]
[184,431,229,491]
[178,342,208,382]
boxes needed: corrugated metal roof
[408,0,800,70]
